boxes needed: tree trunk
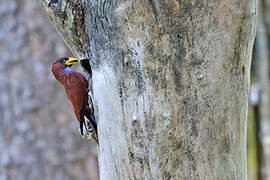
[41,0,257,179]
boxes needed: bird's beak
[65,57,79,66]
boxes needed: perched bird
[51,57,98,144]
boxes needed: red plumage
[51,57,98,143]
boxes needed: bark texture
[42,0,257,179]
[0,0,98,179]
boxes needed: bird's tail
[84,108,98,144]
[84,117,98,145]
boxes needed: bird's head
[52,57,79,77]
[52,56,78,70]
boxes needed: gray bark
[42,0,257,179]
[0,0,98,179]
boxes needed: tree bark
[41,0,257,179]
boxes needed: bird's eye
[59,59,64,63]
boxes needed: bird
[51,57,98,144]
